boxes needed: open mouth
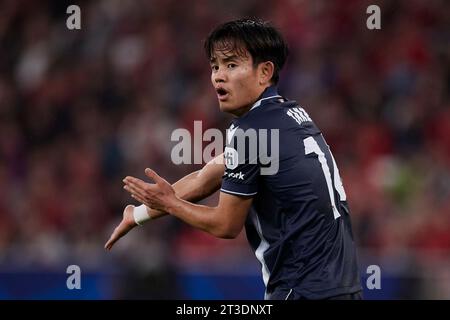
[216,88,229,101]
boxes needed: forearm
[166,197,232,238]
[124,167,251,237]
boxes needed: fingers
[120,170,170,224]
[105,237,114,250]
[144,168,158,181]
[105,204,141,251]
[123,176,148,191]
[123,179,148,200]
[123,173,167,205]
[105,227,120,250]
[145,168,167,185]
[130,192,147,206]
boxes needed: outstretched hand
[123,168,177,213]
[105,168,175,251]
[104,204,137,250]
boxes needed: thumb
[145,168,164,184]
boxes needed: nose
[213,67,226,83]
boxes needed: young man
[105,19,362,300]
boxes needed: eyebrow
[210,55,239,64]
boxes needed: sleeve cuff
[220,180,258,196]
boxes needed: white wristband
[133,204,151,225]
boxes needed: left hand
[104,204,138,250]
[123,168,177,213]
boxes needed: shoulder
[238,99,300,130]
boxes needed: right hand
[104,204,138,250]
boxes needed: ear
[258,61,275,85]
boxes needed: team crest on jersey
[224,146,239,170]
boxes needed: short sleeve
[220,126,260,197]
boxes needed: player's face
[210,46,267,116]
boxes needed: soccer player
[105,19,362,300]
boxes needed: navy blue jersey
[221,86,362,299]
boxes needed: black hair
[204,18,289,84]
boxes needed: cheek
[235,72,258,95]
[233,68,253,88]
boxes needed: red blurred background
[0,0,448,299]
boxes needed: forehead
[209,39,250,62]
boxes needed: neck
[229,104,254,117]
[230,85,274,117]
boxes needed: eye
[211,65,219,71]
[227,63,237,69]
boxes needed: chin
[219,103,234,113]
[219,104,248,117]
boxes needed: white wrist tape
[133,204,151,225]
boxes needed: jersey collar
[249,86,282,111]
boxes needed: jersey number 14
[304,136,347,219]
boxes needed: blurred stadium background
[0,0,448,299]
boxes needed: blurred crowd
[0,0,448,298]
